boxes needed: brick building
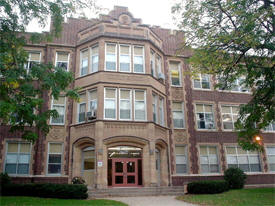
[1,6,274,189]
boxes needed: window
[170,62,181,86]
[55,52,69,71]
[172,102,185,128]
[266,146,275,172]
[221,105,239,130]
[25,52,41,72]
[264,122,275,132]
[156,55,162,77]
[104,88,117,119]
[199,146,219,173]
[175,145,188,174]
[78,93,86,123]
[134,90,146,121]
[226,146,261,172]
[133,46,144,73]
[105,43,117,71]
[159,97,164,126]
[119,45,131,72]
[119,89,131,120]
[80,49,88,76]
[51,96,66,125]
[193,74,211,89]
[152,94,158,123]
[195,104,215,129]
[90,45,98,73]
[150,51,156,77]
[5,142,31,175]
[47,143,62,175]
[218,76,249,92]
[82,147,95,170]
[88,90,97,114]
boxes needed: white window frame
[150,50,156,77]
[25,51,41,73]
[134,90,147,121]
[77,93,86,123]
[152,94,158,123]
[80,49,89,77]
[218,76,250,93]
[156,55,162,77]
[50,96,66,125]
[193,73,211,90]
[133,45,145,74]
[119,44,131,73]
[170,62,182,87]
[225,146,262,173]
[266,146,275,172]
[88,89,97,112]
[55,52,70,71]
[172,102,185,129]
[159,97,165,126]
[104,88,117,120]
[119,88,132,120]
[90,45,99,73]
[46,142,63,176]
[4,141,32,176]
[199,145,220,174]
[105,43,117,71]
[221,105,239,131]
[195,103,216,130]
[175,145,188,174]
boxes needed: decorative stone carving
[174,131,188,143]
[119,14,131,25]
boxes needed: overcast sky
[26,0,180,32]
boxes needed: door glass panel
[115,162,123,173]
[115,176,123,184]
[127,161,135,173]
[127,176,135,184]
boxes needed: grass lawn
[177,188,275,206]
[0,196,128,206]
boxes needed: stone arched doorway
[72,137,95,187]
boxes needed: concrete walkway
[106,196,198,206]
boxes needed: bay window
[80,49,88,76]
[159,97,164,126]
[152,94,158,123]
[134,90,146,121]
[133,46,144,73]
[88,90,97,116]
[90,45,98,73]
[104,88,117,119]
[105,43,117,71]
[78,93,86,123]
[119,45,131,72]
[119,89,131,120]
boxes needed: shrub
[1,183,88,199]
[0,173,11,185]
[224,167,247,189]
[187,180,229,194]
[72,176,86,184]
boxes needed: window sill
[196,129,217,132]
[193,88,212,91]
[50,123,65,126]
[217,90,252,95]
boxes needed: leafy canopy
[0,0,97,142]
[172,0,274,150]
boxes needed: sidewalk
[106,196,198,206]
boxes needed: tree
[0,0,97,142]
[172,0,274,150]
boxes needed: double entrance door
[112,158,139,187]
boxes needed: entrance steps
[88,186,185,198]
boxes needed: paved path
[106,196,198,206]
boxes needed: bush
[187,180,229,194]
[224,167,247,189]
[0,173,11,185]
[72,176,86,184]
[1,183,88,199]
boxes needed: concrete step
[88,186,185,198]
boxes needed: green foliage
[224,167,247,189]
[72,176,86,184]
[187,180,229,194]
[2,183,88,199]
[0,0,99,142]
[172,0,275,151]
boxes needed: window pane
[49,143,62,153]
[49,154,61,164]
[30,52,40,61]
[176,164,187,173]
[227,156,237,164]
[17,164,29,174]
[5,164,16,174]
[176,155,186,164]
[267,147,275,155]
[20,143,31,153]
[84,158,95,170]
[18,154,30,164]
[48,164,61,174]
[134,46,143,55]
[57,52,68,62]
[135,91,144,100]
[175,146,186,154]
[106,89,116,98]
[107,44,116,53]
[135,102,145,120]
[6,154,17,163]
[8,143,18,153]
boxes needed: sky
[26,0,181,32]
